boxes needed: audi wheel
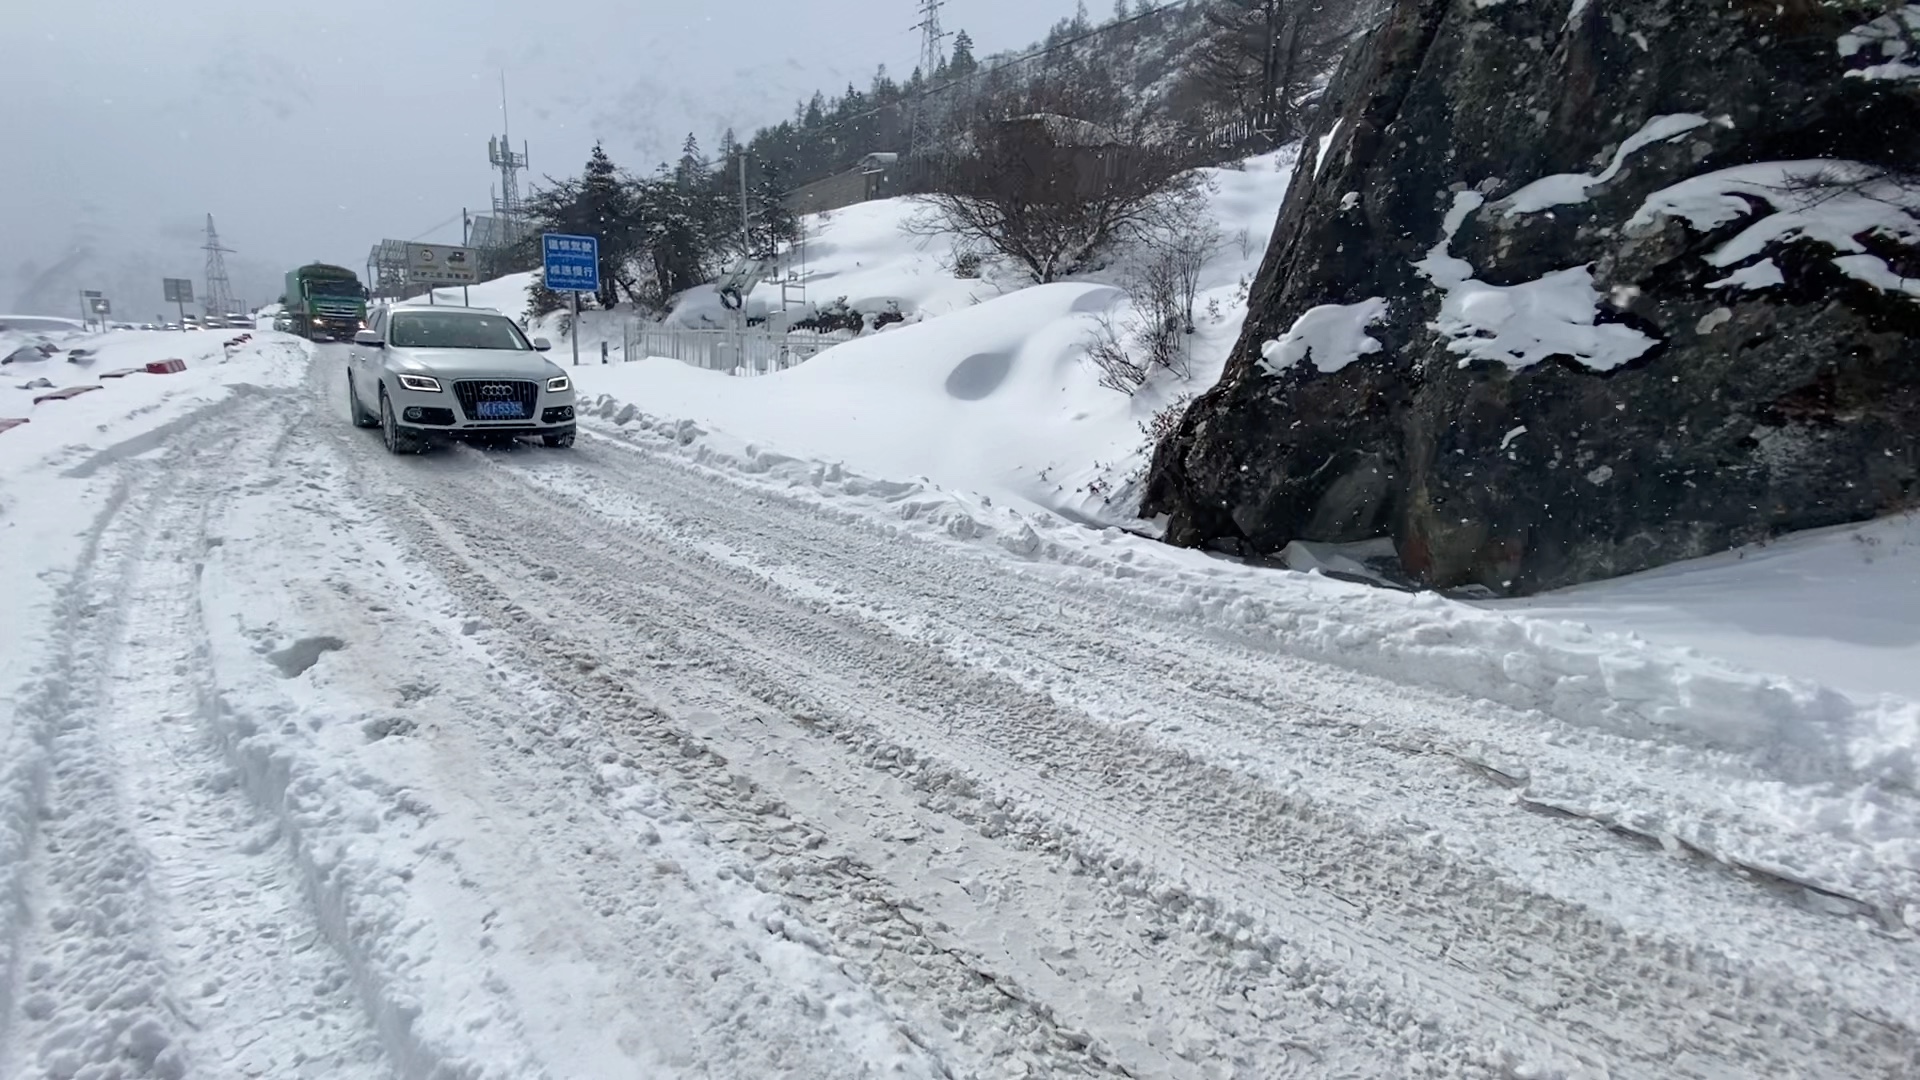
[380,390,425,455]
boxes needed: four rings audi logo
[478,384,516,398]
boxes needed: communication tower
[488,73,530,221]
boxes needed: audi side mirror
[532,337,552,352]
[353,330,384,348]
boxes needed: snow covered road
[2,340,1916,1078]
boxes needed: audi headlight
[396,374,442,393]
[546,375,571,393]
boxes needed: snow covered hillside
[552,147,1303,529]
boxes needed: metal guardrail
[621,323,852,376]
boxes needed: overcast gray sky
[1,0,1081,316]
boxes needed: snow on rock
[1500,113,1710,215]
[1437,265,1656,371]
[1705,258,1785,290]
[1839,3,1920,82]
[1412,191,1485,288]
[1257,298,1389,374]
[1314,118,1344,177]
[1417,189,1658,371]
[1629,159,1920,301]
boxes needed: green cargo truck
[284,263,367,340]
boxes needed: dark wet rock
[1146,0,1920,595]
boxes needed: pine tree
[677,133,704,189]
[948,30,978,79]
[524,269,564,323]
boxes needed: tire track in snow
[2,400,391,1079]
[571,421,1920,919]
[408,418,1917,1077]
[377,449,1640,1075]
[274,353,965,1078]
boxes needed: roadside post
[82,290,103,331]
[541,233,599,368]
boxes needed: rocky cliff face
[1145,0,1920,595]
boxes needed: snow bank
[0,329,305,476]
[0,329,311,1055]
[424,271,533,315]
[580,282,1132,524]
[672,198,1001,327]
[1498,513,1920,703]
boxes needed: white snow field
[0,289,1917,1080]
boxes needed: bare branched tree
[906,113,1201,284]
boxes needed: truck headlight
[396,374,442,392]
[546,376,571,393]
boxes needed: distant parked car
[347,302,576,453]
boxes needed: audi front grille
[452,379,540,421]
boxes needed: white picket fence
[622,323,852,376]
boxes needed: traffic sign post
[163,278,194,329]
[404,243,477,306]
[542,233,599,368]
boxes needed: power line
[408,212,466,242]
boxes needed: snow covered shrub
[795,297,862,334]
[951,245,986,279]
[1086,313,1150,394]
[1139,393,1194,444]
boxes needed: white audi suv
[348,303,577,453]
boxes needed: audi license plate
[476,400,524,419]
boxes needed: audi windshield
[387,311,531,350]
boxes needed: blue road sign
[541,233,600,293]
